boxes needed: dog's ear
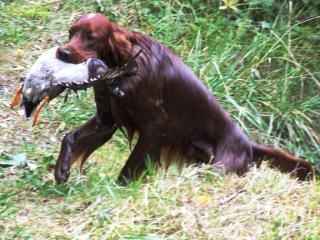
[108,32,132,66]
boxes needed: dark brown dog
[54,13,315,184]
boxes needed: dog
[54,13,315,184]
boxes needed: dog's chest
[109,96,139,130]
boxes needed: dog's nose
[56,48,71,61]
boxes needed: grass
[1,162,320,239]
[0,0,319,239]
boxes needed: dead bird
[11,47,140,125]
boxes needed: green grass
[0,2,50,45]
[0,0,319,239]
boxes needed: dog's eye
[87,34,94,41]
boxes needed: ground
[0,1,319,239]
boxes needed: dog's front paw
[54,162,71,184]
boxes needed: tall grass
[93,0,320,162]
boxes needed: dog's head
[56,13,132,67]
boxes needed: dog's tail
[251,142,317,180]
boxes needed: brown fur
[54,13,316,184]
